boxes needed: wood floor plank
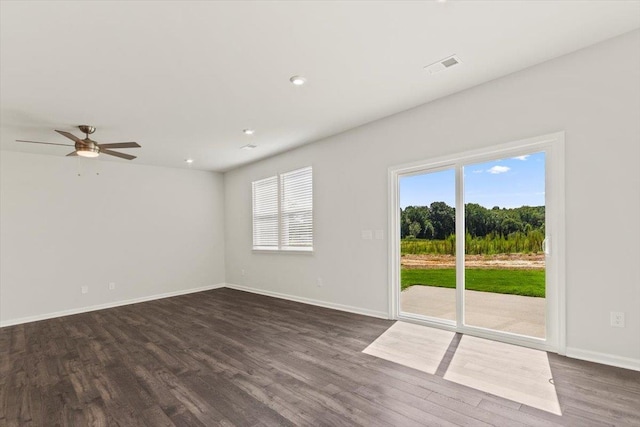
[476,399,554,427]
[353,385,459,427]
[1,288,639,426]
[426,390,531,427]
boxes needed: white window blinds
[252,167,313,251]
[252,176,279,249]
[280,167,313,250]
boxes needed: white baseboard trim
[224,283,389,320]
[0,283,226,328]
[566,347,640,372]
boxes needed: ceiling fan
[17,125,141,160]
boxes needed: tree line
[401,202,545,240]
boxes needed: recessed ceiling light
[185,158,194,164]
[243,129,255,135]
[289,75,307,86]
[241,144,257,150]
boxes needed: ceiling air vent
[424,55,461,74]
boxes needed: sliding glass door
[392,133,564,351]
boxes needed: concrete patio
[401,285,545,338]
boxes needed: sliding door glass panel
[463,152,546,338]
[399,169,456,322]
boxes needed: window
[252,166,313,251]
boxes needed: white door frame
[388,131,566,354]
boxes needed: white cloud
[488,165,510,174]
[512,155,529,161]
[472,169,484,174]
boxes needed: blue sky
[400,152,545,209]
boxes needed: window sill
[252,248,314,255]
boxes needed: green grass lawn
[401,268,545,297]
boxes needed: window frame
[252,166,313,253]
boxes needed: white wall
[0,151,226,324]
[224,30,640,365]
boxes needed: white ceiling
[1,1,639,172]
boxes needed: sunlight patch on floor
[363,322,561,415]
[362,321,454,374]
[444,335,561,415]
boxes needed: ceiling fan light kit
[77,146,100,158]
[17,125,141,160]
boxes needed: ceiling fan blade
[16,140,74,147]
[101,149,136,160]
[55,130,83,143]
[66,151,78,157]
[98,142,141,149]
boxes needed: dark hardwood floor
[1,288,639,426]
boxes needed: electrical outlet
[81,286,89,294]
[108,282,116,291]
[241,269,246,276]
[317,278,323,287]
[361,230,373,240]
[610,312,625,328]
